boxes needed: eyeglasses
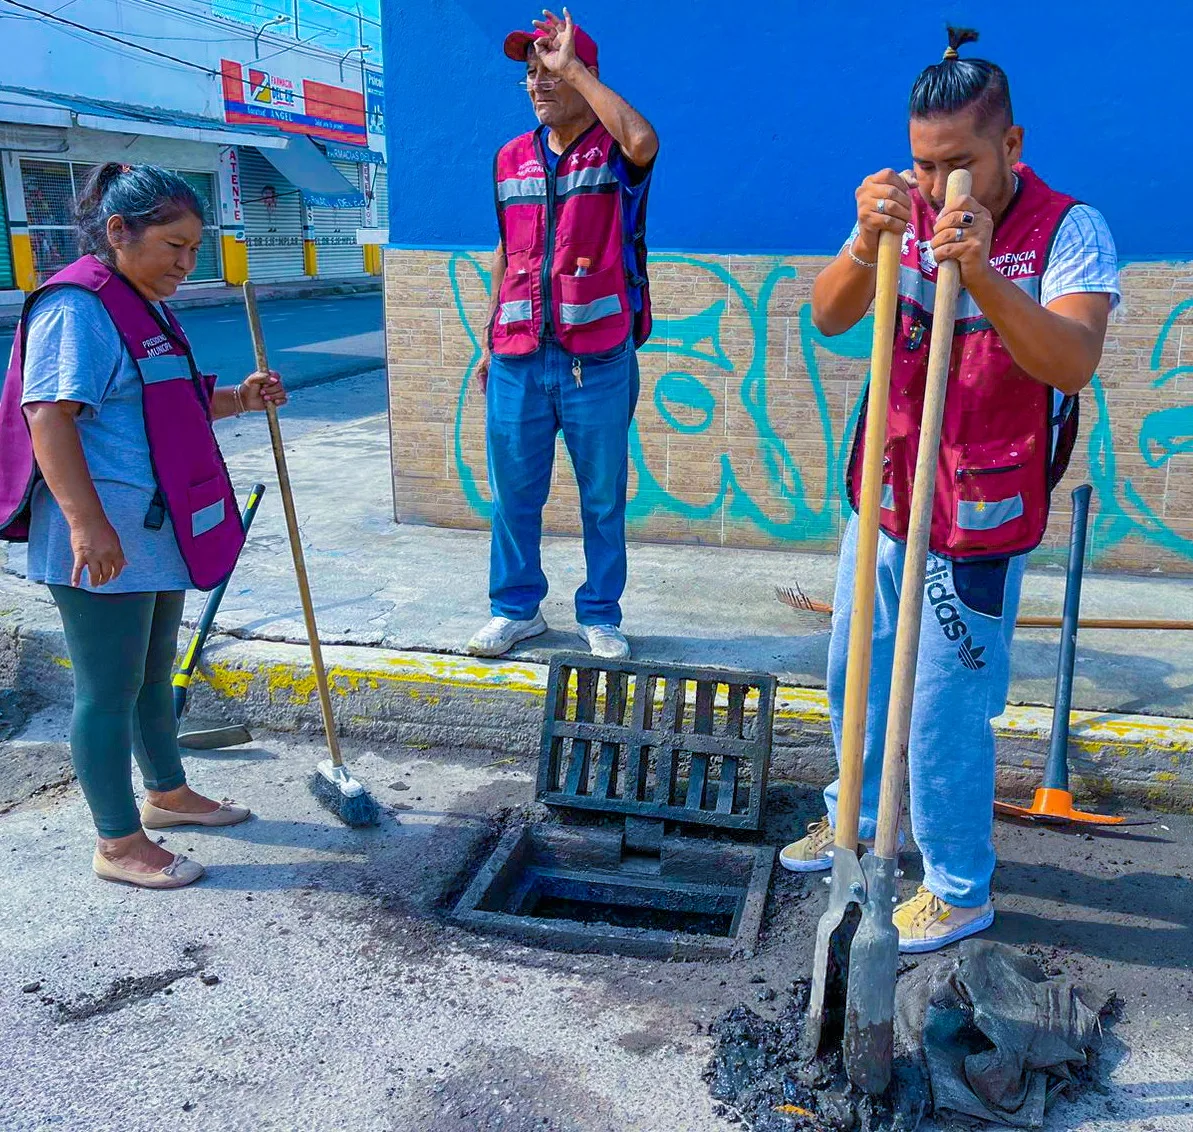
[517,75,567,92]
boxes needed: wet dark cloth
[895,940,1108,1128]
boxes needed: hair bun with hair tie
[943,25,980,62]
[119,164,134,174]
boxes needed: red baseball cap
[503,24,599,69]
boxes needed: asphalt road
[0,293,385,391]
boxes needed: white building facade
[0,0,387,300]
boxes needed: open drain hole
[455,824,772,958]
[524,881,735,937]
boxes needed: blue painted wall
[383,2,1190,259]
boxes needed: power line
[124,0,378,62]
[3,0,378,117]
[305,0,380,29]
[0,0,213,74]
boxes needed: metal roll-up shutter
[371,165,389,233]
[240,148,305,283]
[311,160,364,277]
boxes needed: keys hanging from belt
[572,357,583,388]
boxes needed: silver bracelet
[233,384,246,416]
[847,247,877,269]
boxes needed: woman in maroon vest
[780,30,1120,952]
[11,164,286,889]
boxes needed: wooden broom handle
[872,169,971,860]
[835,229,902,851]
[243,283,343,767]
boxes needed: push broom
[242,283,378,826]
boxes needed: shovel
[802,225,901,1061]
[995,484,1152,828]
[841,168,971,1094]
[175,483,266,749]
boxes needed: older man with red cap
[466,8,658,661]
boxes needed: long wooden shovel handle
[872,169,971,859]
[835,229,902,851]
[243,283,344,768]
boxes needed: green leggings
[49,586,188,839]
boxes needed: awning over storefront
[0,84,289,149]
[256,137,365,209]
[323,143,386,165]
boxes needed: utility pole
[293,0,300,39]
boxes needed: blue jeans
[823,515,1027,907]
[486,337,639,626]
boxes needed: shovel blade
[802,847,865,1061]
[843,853,899,1094]
[178,723,253,750]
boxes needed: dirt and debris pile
[705,941,1115,1131]
[703,978,927,1132]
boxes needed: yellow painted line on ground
[192,648,1193,754]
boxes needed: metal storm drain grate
[453,655,778,959]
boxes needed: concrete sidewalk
[2,372,1191,805]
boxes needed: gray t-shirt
[20,287,192,593]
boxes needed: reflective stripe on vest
[560,294,622,325]
[957,494,1025,531]
[498,299,532,324]
[191,498,226,537]
[556,165,619,197]
[138,353,193,384]
[497,176,547,203]
[898,265,1042,321]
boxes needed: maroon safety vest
[847,164,1080,559]
[0,256,244,590]
[490,122,652,356]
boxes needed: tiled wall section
[385,250,1193,575]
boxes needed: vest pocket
[188,476,227,539]
[556,261,628,350]
[948,451,1032,554]
[497,256,534,328]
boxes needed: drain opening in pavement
[453,654,777,959]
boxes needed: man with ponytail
[782,30,1120,952]
[0,163,289,888]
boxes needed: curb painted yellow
[303,241,318,277]
[193,648,1193,755]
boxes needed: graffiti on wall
[1088,297,1193,561]
[446,252,1193,563]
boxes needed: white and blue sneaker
[582,624,630,660]
[466,611,547,658]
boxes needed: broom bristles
[310,771,380,827]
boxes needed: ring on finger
[961,211,974,225]
[876,198,887,215]
[954,227,964,242]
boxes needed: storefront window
[21,161,223,285]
